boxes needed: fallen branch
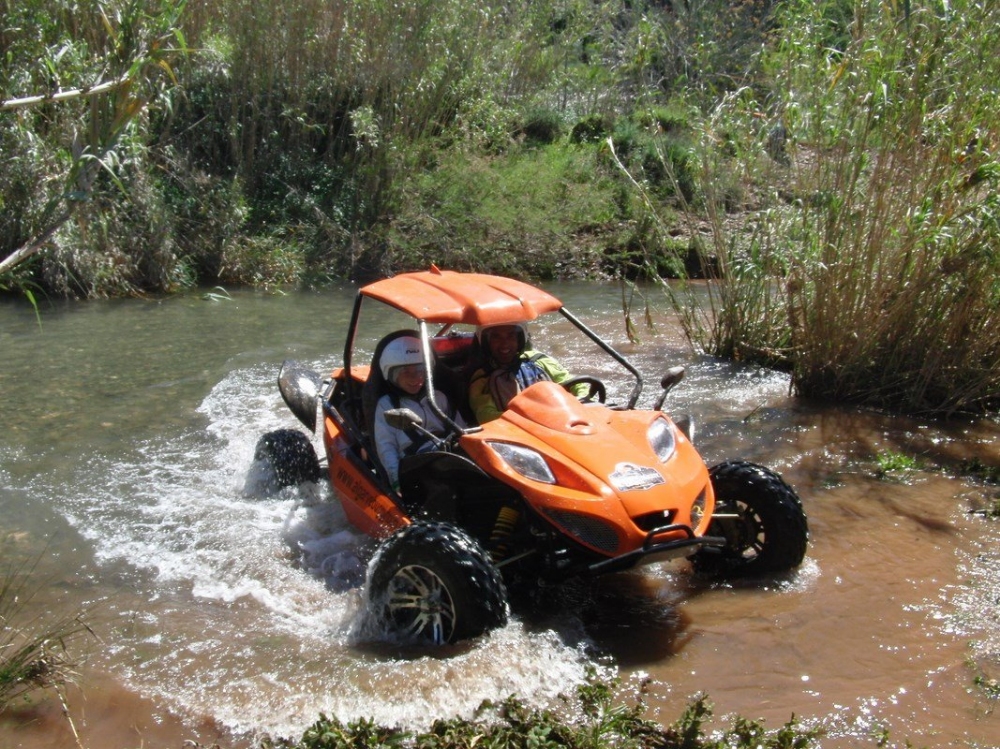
[0,77,130,112]
[0,210,74,276]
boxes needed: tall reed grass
[675,0,1000,415]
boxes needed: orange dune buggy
[254,268,808,644]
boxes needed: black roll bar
[558,307,643,409]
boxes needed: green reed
[0,547,94,713]
[681,0,1000,415]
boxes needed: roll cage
[339,267,645,439]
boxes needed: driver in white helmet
[373,335,463,490]
[468,322,585,423]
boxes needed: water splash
[25,365,603,740]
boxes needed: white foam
[39,365,605,740]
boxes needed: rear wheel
[366,522,508,644]
[692,460,808,576]
[253,429,321,488]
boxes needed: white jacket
[372,390,459,488]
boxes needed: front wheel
[253,429,321,489]
[366,522,508,644]
[691,460,808,576]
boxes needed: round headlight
[647,417,677,462]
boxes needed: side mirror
[384,407,425,433]
[278,359,322,432]
[660,366,686,391]
[653,366,686,411]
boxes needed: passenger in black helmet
[468,322,585,423]
[373,335,463,490]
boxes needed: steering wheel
[560,376,606,404]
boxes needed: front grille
[634,509,676,532]
[542,509,620,554]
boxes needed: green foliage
[614,0,780,101]
[0,0,189,293]
[217,232,310,288]
[296,715,407,749]
[639,104,694,135]
[0,0,793,297]
[672,0,1000,415]
[265,672,822,749]
[876,451,920,473]
[602,228,688,283]
[40,148,189,297]
[519,105,565,145]
[571,113,613,144]
[385,141,625,280]
[875,451,922,480]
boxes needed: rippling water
[1,284,998,747]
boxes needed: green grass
[383,143,630,279]
[0,545,94,713]
[874,451,921,477]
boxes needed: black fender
[397,451,494,504]
[398,451,519,541]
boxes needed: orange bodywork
[360,267,563,326]
[324,416,408,539]
[321,267,714,562]
[459,382,714,557]
[323,366,408,538]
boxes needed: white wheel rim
[385,564,457,644]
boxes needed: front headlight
[486,441,556,484]
[647,417,677,462]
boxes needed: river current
[1,283,998,748]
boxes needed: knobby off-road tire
[366,522,509,645]
[253,429,321,488]
[692,460,808,576]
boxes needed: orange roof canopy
[361,268,564,326]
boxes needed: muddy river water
[1,283,998,748]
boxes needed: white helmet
[379,335,424,381]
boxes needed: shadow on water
[510,564,814,670]
[512,574,694,667]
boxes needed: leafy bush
[270,672,822,749]
[386,141,626,280]
[0,0,187,293]
[520,105,565,145]
[571,113,614,144]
